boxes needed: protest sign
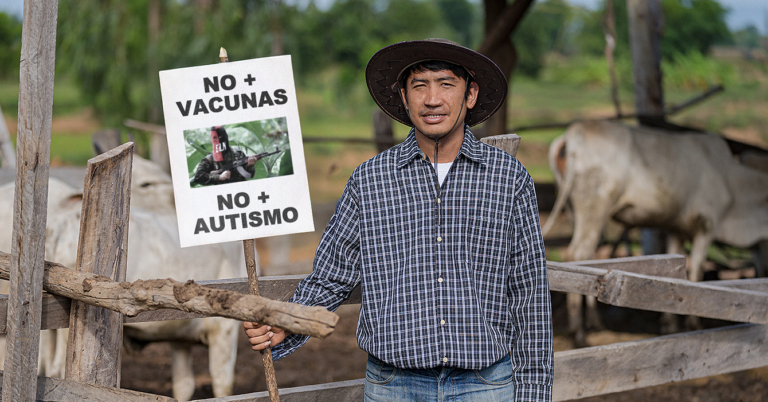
[160,55,314,247]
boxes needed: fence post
[3,1,59,400]
[481,133,520,157]
[64,143,134,387]
[372,109,394,152]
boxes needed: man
[193,125,259,185]
[245,39,554,401]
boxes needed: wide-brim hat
[365,39,507,127]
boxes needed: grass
[0,75,86,117]
[49,134,94,166]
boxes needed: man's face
[400,69,478,141]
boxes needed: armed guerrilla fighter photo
[185,118,293,188]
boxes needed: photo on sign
[185,117,293,188]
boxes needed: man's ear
[399,87,409,110]
[466,81,479,110]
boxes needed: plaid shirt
[272,127,553,401]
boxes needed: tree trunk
[479,0,534,137]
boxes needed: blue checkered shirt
[272,127,554,401]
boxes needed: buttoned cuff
[515,382,552,402]
[270,333,310,361]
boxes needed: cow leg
[170,342,196,401]
[38,329,67,378]
[0,335,5,371]
[566,293,586,347]
[688,232,713,283]
[38,329,56,376]
[659,236,685,334]
[685,232,714,330]
[206,318,238,397]
[566,199,612,348]
[49,328,68,378]
[585,295,603,331]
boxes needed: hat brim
[365,40,507,127]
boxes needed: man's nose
[424,86,442,106]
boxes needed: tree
[732,25,761,50]
[55,0,273,125]
[515,0,574,77]
[437,0,475,45]
[661,0,731,58]
[575,0,732,60]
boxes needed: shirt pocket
[467,213,513,270]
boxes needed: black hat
[365,39,508,127]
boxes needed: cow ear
[66,194,83,206]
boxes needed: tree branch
[0,251,338,339]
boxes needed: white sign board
[160,55,314,247]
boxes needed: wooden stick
[0,251,338,338]
[218,44,280,401]
[244,239,280,402]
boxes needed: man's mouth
[422,113,447,124]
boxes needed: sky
[0,0,765,35]
[569,0,767,35]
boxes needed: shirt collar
[396,125,487,168]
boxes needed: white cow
[1,157,253,400]
[0,177,82,374]
[543,120,768,344]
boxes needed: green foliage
[662,50,735,90]
[539,54,633,88]
[437,0,475,45]
[53,0,475,125]
[661,0,732,59]
[515,0,576,77]
[572,0,631,58]
[573,0,733,61]
[56,0,273,126]
[0,12,21,79]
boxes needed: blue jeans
[364,354,515,402]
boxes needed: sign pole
[244,238,281,402]
[218,47,281,402]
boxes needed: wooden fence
[2,253,768,400]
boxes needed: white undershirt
[435,162,453,186]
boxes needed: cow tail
[541,134,574,237]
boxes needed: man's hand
[219,170,231,181]
[244,321,288,351]
[246,155,260,166]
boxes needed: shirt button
[442,357,448,363]
[437,198,441,204]
[437,236,442,242]
[440,320,446,325]
[438,277,444,283]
